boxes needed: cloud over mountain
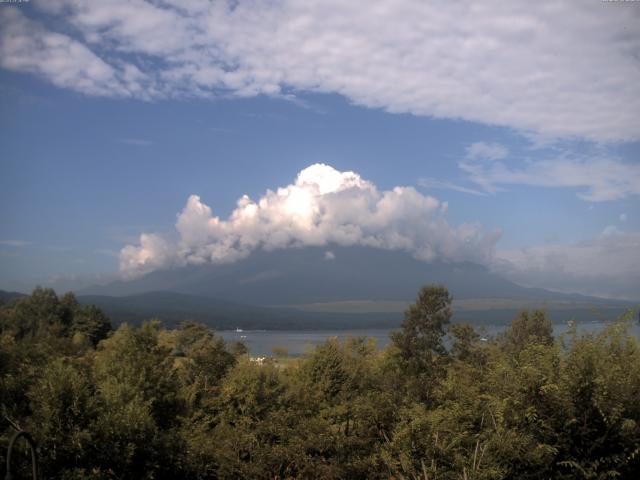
[120,164,501,278]
[1,1,639,141]
[494,230,640,300]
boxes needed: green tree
[390,284,452,403]
[0,287,70,339]
[27,358,98,478]
[554,316,640,478]
[71,304,112,346]
[90,321,182,478]
[449,322,480,362]
[500,309,553,354]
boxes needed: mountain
[0,289,27,304]
[77,291,402,330]
[75,290,634,331]
[75,246,636,328]
[80,245,623,305]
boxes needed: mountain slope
[80,246,624,306]
[76,290,635,330]
[0,290,27,304]
[78,291,402,330]
[75,246,638,328]
[2,285,632,330]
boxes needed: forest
[1,286,639,479]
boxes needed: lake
[219,321,640,357]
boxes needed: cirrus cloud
[1,1,639,141]
[120,163,501,278]
[459,146,640,201]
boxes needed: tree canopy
[1,287,639,479]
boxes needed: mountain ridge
[1,287,634,330]
[79,245,630,306]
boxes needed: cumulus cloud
[119,164,501,278]
[493,230,640,300]
[1,1,639,141]
[120,233,175,277]
[459,144,640,201]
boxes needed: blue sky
[0,1,639,299]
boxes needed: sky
[0,0,639,300]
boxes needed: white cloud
[418,177,488,197]
[0,8,154,98]
[0,240,29,247]
[120,233,175,277]
[120,163,501,278]
[324,250,335,261]
[493,230,640,300]
[44,272,119,293]
[1,1,639,141]
[602,225,622,236]
[465,142,509,162]
[459,146,640,201]
[620,213,628,222]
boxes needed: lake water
[219,322,640,357]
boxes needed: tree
[0,289,112,346]
[449,322,480,362]
[2,286,639,479]
[0,287,69,339]
[90,321,182,478]
[500,309,553,354]
[71,304,112,346]
[390,284,452,403]
[27,358,98,478]
[554,317,640,478]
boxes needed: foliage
[390,284,453,404]
[1,287,639,479]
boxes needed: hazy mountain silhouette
[80,246,623,306]
[75,291,403,330]
[3,246,635,329]
[0,290,26,304]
